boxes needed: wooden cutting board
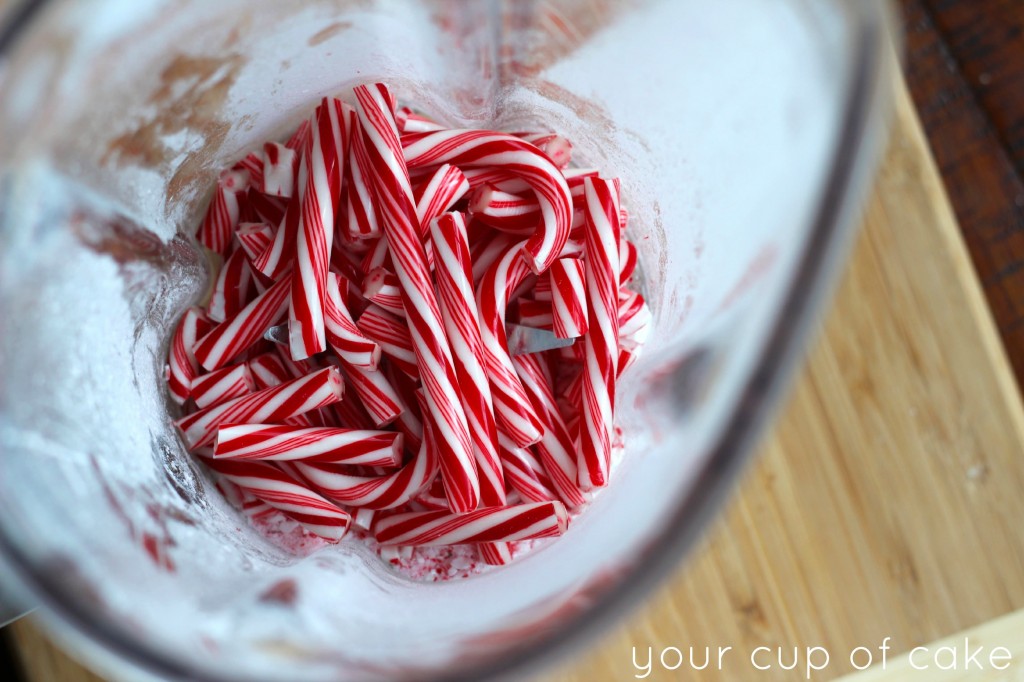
[9,75,1024,681]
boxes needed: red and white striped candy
[402,128,572,272]
[531,272,553,301]
[355,304,418,377]
[208,247,253,323]
[577,177,621,490]
[384,363,424,456]
[618,347,640,377]
[202,456,351,543]
[245,189,287,227]
[193,274,292,372]
[286,119,311,151]
[354,82,479,513]
[373,500,568,546]
[337,359,404,428]
[617,289,651,351]
[246,353,317,428]
[512,353,587,509]
[236,223,275,264]
[497,433,560,504]
[470,230,516,284]
[353,507,376,532]
[562,167,599,184]
[413,164,470,230]
[460,167,523,193]
[261,142,298,197]
[214,424,402,467]
[513,299,554,330]
[619,236,637,285]
[324,273,381,369]
[295,427,438,509]
[361,267,405,318]
[233,153,264,192]
[513,132,572,169]
[345,118,382,241]
[196,168,247,255]
[359,238,389,276]
[174,366,344,449]
[167,307,212,405]
[290,98,349,360]
[252,164,304,280]
[469,185,541,235]
[190,362,255,409]
[430,213,507,513]
[475,241,546,447]
[550,257,588,339]
[247,352,294,389]
[396,106,445,133]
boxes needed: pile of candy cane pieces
[167,82,651,567]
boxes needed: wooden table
[7,55,1024,682]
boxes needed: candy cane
[245,353,317,428]
[373,501,568,546]
[498,433,560,504]
[175,367,344,449]
[290,98,349,360]
[360,237,390,274]
[475,241,545,447]
[354,82,479,513]
[286,119,311,151]
[295,426,438,510]
[469,230,516,285]
[430,213,507,514]
[531,273,553,301]
[577,177,621,490]
[619,237,637,286]
[324,272,381,369]
[361,268,406,318]
[345,116,381,241]
[337,359,404,428]
[550,258,588,339]
[514,299,554,330]
[469,185,541,235]
[252,163,304,279]
[512,132,572,169]
[167,307,212,405]
[245,189,287,227]
[193,274,292,372]
[512,353,587,509]
[261,142,298,197]
[414,164,470,230]
[214,424,403,467]
[402,128,572,272]
[355,304,418,378]
[617,288,651,351]
[233,152,264,191]
[208,247,253,323]
[396,106,445,133]
[201,456,351,543]
[353,507,376,532]
[236,223,275,264]
[618,347,639,377]
[190,362,255,410]
[272,350,340,428]
[383,362,424,456]
[460,167,525,194]
[196,168,247,255]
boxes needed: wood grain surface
[6,70,1024,682]
[899,0,1024,387]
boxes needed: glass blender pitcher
[0,0,895,679]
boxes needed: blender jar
[0,0,894,680]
